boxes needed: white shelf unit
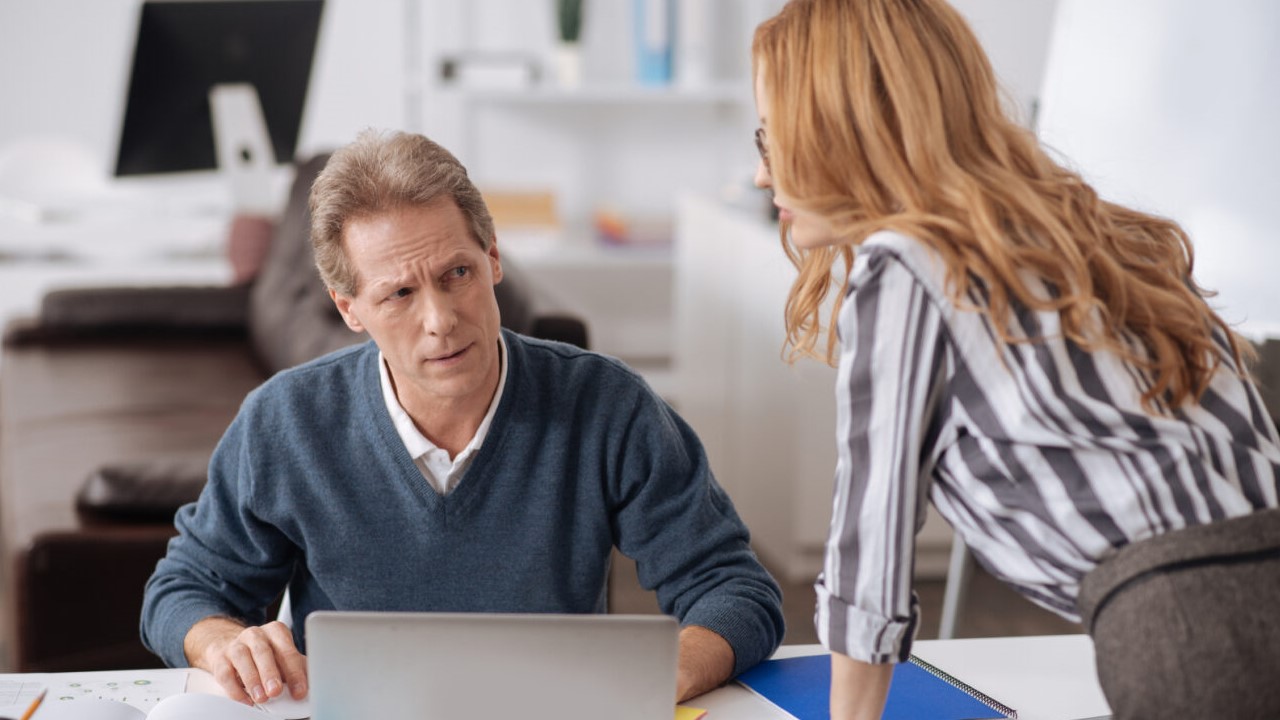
[408,1,785,401]
[449,81,753,224]
[438,79,758,394]
[452,82,749,106]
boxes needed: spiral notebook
[737,653,1016,719]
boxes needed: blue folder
[736,653,1016,720]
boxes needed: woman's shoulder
[853,230,951,302]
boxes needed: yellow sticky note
[675,705,708,720]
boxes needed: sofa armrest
[13,529,176,671]
[76,459,208,524]
[4,284,250,346]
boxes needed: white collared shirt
[378,335,508,495]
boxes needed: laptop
[305,611,679,720]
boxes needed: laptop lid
[305,611,679,720]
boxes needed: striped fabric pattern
[815,231,1280,663]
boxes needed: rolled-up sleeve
[816,248,949,664]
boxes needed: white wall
[1039,0,1280,337]
[950,0,1060,124]
[0,0,138,167]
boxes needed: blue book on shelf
[632,0,673,85]
[737,653,1017,720]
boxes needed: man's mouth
[427,345,469,362]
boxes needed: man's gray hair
[309,129,495,296]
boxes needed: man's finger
[212,654,254,705]
[229,631,277,704]
[276,645,309,699]
[263,621,310,699]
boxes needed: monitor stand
[209,83,278,216]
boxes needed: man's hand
[675,625,736,702]
[184,617,309,705]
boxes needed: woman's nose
[753,157,771,189]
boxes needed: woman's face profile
[752,67,840,249]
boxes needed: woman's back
[838,230,1280,620]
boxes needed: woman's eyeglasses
[754,127,770,172]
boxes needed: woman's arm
[830,652,894,720]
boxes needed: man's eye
[449,267,469,279]
[388,287,411,300]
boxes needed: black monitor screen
[114,0,324,177]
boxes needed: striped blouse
[815,231,1280,664]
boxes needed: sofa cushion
[248,153,365,375]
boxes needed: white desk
[699,635,1110,720]
[0,635,1108,719]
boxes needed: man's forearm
[675,625,736,702]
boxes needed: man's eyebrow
[367,275,409,292]
[435,251,475,270]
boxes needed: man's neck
[406,401,487,459]
[388,353,501,459]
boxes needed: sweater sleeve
[139,393,297,668]
[609,386,785,677]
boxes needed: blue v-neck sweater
[141,330,784,675]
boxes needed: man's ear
[488,235,503,285]
[330,289,366,333]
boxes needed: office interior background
[1,0,1276,666]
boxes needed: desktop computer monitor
[113,0,325,178]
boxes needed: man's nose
[419,294,459,336]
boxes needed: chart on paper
[0,670,186,713]
[44,673,180,709]
[0,678,44,708]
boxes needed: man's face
[330,199,503,417]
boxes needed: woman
[750,1,1280,718]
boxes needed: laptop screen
[305,611,678,720]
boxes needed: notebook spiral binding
[909,655,1019,718]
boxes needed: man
[140,129,784,705]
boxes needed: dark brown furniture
[0,154,586,671]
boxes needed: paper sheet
[0,670,186,716]
[0,678,45,715]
